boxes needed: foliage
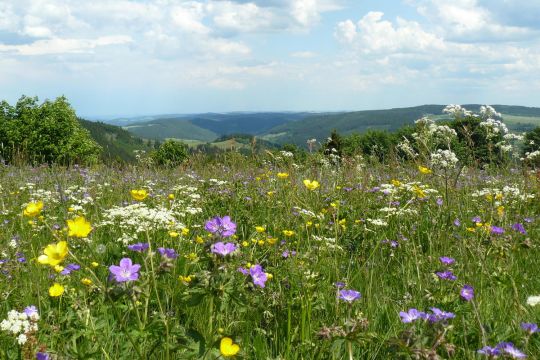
[0,96,101,165]
[151,139,189,167]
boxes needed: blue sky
[0,0,539,117]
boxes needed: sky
[0,0,539,117]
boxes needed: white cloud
[290,51,317,58]
[0,35,132,55]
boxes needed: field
[0,154,539,359]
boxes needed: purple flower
[460,285,474,301]
[334,282,346,289]
[490,226,505,235]
[211,242,237,256]
[250,265,268,288]
[338,289,361,303]
[128,243,149,252]
[109,258,141,283]
[472,216,482,223]
[399,308,426,323]
[158,247,178,259]
[282,250,297,258]
[436,198,443,206]
[60,263,80,275]
[436,270,457,281]
[428,307,455,323]
[453,218,461,226]
[24,306,38,318]
[205,216,236,237]
[512,223,526,235]
[477,346,501,356]
[521,322,538,334]
[36,353,50,360]
[496,342,527,358]
[439,256,455,266]
[237,267,249,275]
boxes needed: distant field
[502,114,540,127]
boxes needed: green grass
[0,155,538,359]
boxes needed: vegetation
[152,139,189,167]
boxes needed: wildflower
[67,216,92,238]
[23,201,43,217]
[428,308,455,323]
[36,352,50,360]
[255,226,265,233]
[436,198,443,206]
[168,193,175,200]
[220,337,240,357]
[49,283,65,297]
[526,296,540,306]
[211,242,237,256]
[250,264,268,288]
[496,342,527,358]
[169,231,179,238]
[418,165,432,174]
[334,282,345,289]
[521,323,538,334]
[282,230,295,237]
[490,226,504,235]
[205,216,236,237]
[399,308,426,323]
[60,263,80,275]
[277,172,289,179]
[23,306,39,320]
[453,218,461,226]
[439,257,455,266]
[512,223,526,235]
[127,243,149,252]
[460,285,474,301]
[338,289,361,303]
[91,261,99,267]
[477,346,501,356]
[158,247,178,259]
[81,278,93,286]
[37,241,68,267]
[436,270,457,281]
[179,275,193,284]
[109,258,141,283]
[130,189,148,201]
[303,179,320,191]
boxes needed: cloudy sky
[0,0,539,117]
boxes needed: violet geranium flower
[439,256,455,266]
[521,322,538,334]
[436,270,457,281]
[128,243,149,252]
[211,242,237,256]
[205,216,237,237]
[399,308,426,323]
[338,289,361,303]
[249,264,268,288]
[158,247,178,259]
[109,258,141,283]
[460,284,474,301]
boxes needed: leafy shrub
[152,139,189,167]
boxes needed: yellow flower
[267,191,275,196]
[266,273,273,280]
[306,221,313,227]
[181,228,190,236]
[49,283,65,297]
[38,241,68,266]
[257,240,265,246]
[418,166,432,174]
[242,241,249,247]
[220,337,240,357]
[67,216,92,238]
[168,193,175,200]
[186,253,198,261]
[282,230,295,237]
[130,189,148,201]
[169,231,179,238]
[497,206,505,217]
[303,179,320,191]
[466,227,476,232]
[266,237,277,245]
[23,201,43,217]
[91,262,99,267]
[179,275,193,284]
[81,278,93,286]
[255,226,266,233]
[195,236,204,244]
[54,265,64,273]
[277,172,289,179]
[391,179,402,187]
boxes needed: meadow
[0,148,539,360]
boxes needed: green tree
[0,96,101,165]
[152,139,189,167]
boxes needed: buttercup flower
[109,258,141,283]
[49,283,65,297]
[67,216,92,238]
[38,241,68,266]
[23,201,43,217]
[418,165,432,174]
[130,189,148,201]
[277,172,289,179]
[220,337,240,357]
[303,179,320,191]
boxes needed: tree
[0,96,101,165]
[152,139,189,167]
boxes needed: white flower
[17,334,27,345]
[527,295,540,306]
[430,149,458,169]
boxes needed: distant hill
[79,119,153,163]
[92,105,540,148]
